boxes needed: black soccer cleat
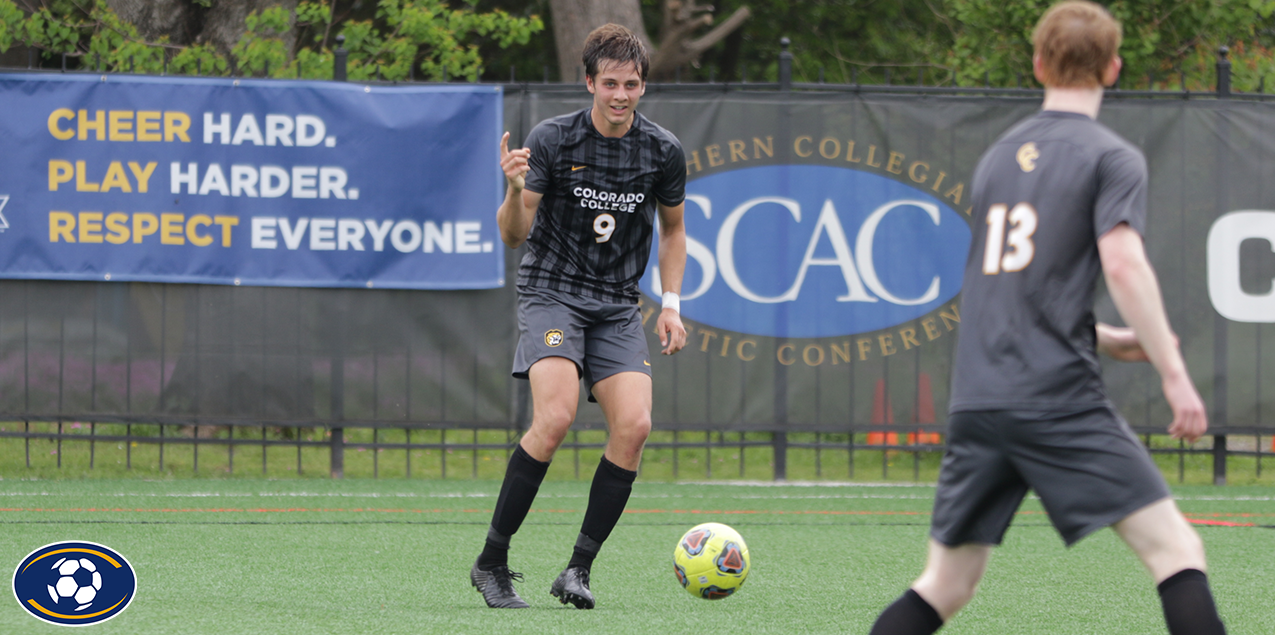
[470,561,530,609]
[549,566,595,609]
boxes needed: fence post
[325,35,349,478]
[770,35,793,480]
[330,427,345,478]
[333,35,347,82]
[1213,45,1231,485]
[772,430,788,481]
[1216,45,1230,97]
[329,290,349,478]
[778,37,792,91]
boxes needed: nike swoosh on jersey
[571,165,587,171]
[643,360,651,366]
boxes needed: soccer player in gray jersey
[869,3,1226,634]
[468,24,688,610]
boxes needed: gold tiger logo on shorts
[1016,142,1039,172]
[544,329,564,347]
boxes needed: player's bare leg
[592,371,653,470]
[869,540,990,634]
[472,356,580,609]
[1114,497,1226,633]
[1114,497,1205,581]
[520,356,583,461]
[551,371,652,609]
[912,540,991,620]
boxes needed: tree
[99,0,296,61]
[942,0,1275,91]
[547,0,751,82]
[2,0,1272,91]
[548,0,646,83]
[694,0,956,85]
[0,0,543,80]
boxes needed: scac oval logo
[12,541,136,626]
[643,165,971,338]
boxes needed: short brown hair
[583,24,649,82]
[1032,1,1122,87]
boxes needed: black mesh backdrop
[0,91,1270,434]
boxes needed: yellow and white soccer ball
[673,522,750,599]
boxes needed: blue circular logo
[12,541,136,626]
[643,164,971,338]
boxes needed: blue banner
[641,164,971,339]
[0,74,504,289]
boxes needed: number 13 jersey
[950,110,1148,412]
[519,108,686,304]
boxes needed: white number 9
[593,213,616,243]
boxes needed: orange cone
[910,373,942,445]
[868,379,898,445]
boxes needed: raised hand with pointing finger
[499,131,530,191]
[495,131,542,249]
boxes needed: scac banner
[0,74,504,289]
[508,91,1275,432]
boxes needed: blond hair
[1032,1,1122,87]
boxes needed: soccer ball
[673,522,750,599]
[46,557,102,611]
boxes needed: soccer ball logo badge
[49,557,101,609]
[12,541,136,626]
[673,522,750,600]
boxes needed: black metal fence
[1,42,1271,483]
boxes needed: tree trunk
[549,0,749,83]
[100,0,201,45]
[648,0,750,81]
[100,0,297,66]
[548,0,650,83]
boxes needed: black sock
[477,444,549,569]
[869,589,943,635]
[569,455,637,571]
[567,533,601,571]
[1158,569,1227,635]
[477,527,510,570]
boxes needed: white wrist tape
[662,292,681,314]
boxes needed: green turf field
[0,479,1270,634]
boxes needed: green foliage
[23,6,84,56]
[631,0,1275,91]
[1225,40,1275,92]
[695,0,959,85]
[0,0,541,81]
[0,0,1269,91]
[943,0,1275,90]
[232,5,292,77]
[337,0,543,81]
[0,0,22,53]
[88,3,167,73]
[170,43,228,76]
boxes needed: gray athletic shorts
[931,406,1170,547]
[512,286,650,402]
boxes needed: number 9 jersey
[950,110,1148,412]
[518,108,686,304]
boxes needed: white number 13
[982,202,1038,274]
